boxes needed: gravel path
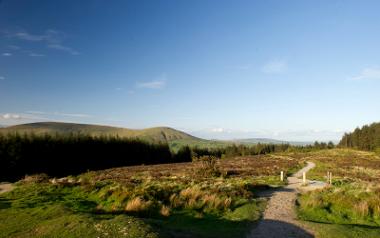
[248,162,326,238]
[0,183,14,195]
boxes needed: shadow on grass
[302,218,380,229]
[248,219,314,238]
[145,211,256,238]
[253,186,295,198]
[0,197,12,210]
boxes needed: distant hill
[0,122,311,149]
[233,138,312,146]
[0,122,198,144]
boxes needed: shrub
[160,205,171,217]
[125,197,153,213]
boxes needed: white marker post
[329,172,332,185]
[303,172,306,185]
[280,171,284,182]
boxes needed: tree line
[0,132,336,181]
[0,133,191,181]
[189,142,334,159]
[339,122,380,152]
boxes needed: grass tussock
[125,197,153,213]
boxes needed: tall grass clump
[195,156,222,177]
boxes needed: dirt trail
[0,183,14,195]
[248,162,326,238]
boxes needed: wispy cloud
[262,60,288,74]
[6,43,45,57]
[137,80,166,89]
[54,112,91,118]
[2,52,12,56]
[0,76,5,80]
[29,52,45,57]
[6,29,79,55]
[0,112,50,126]
[9,29,64,43]
[350,67,380,81]
[137,74,167,89]
[47,44,79,55]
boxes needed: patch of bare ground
[0,183,14,194]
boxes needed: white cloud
[26,111,91,118]
[2,53,12,56]
[1,113,21,119]
[137,74,167,89]
[262,60,288,74]
[211,127,225,133]
[350,67,380,81]
[0,76,5,80]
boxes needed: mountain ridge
[0,122,311,146]
[0,122,198,144]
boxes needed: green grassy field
[281,149,380,237]
[0,154,301,238]
[3,147,380,237]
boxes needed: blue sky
[1,0,380,141]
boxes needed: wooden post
[303,172,306,185]
[280,171,284,182]
[329,172,332,185]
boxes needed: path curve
[0,183,14,195]
[248,162,326,238]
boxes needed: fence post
[329,172,332,185]
[280,171,284,182]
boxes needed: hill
[0,122,310,149]
[0,122,198,144]
[232,138,311,146]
